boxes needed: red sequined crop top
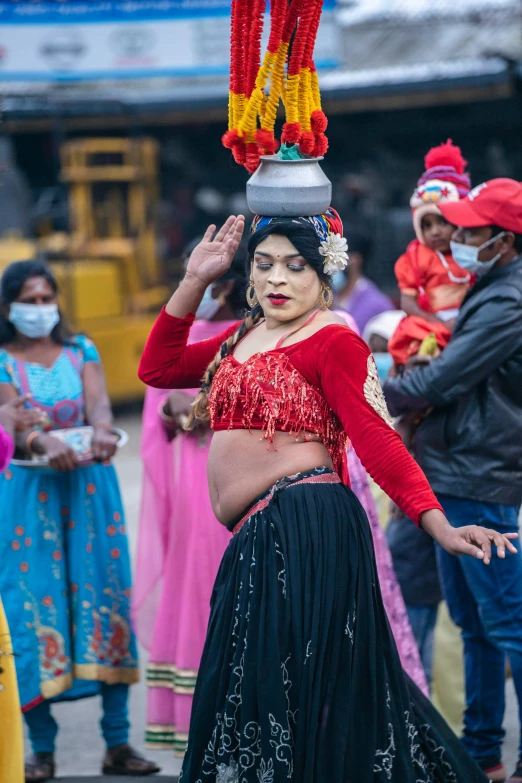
[139,308,443,524]
[209,348,348,478]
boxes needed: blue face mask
[9,303,60,339]
[450,231,505,277]
[373,352,394,385]
[330,271,348,292]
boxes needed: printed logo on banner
[40,29,86,71]
[110,27,156,60]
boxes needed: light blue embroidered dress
[0,335,139,711]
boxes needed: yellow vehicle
[0,138,170,402]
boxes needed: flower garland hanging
[223,0,329,173]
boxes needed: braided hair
[184,217,332,429]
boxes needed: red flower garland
[223,0,329,171]
[246,0,265,100]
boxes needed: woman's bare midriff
[207,429,333,525]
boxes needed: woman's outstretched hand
[437,525,518,565]
[185,215,245,288]
[421,508,518,565]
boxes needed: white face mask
[195,287,221,321]
[450,232,505,277]
[9,303,60,339]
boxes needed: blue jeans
[406,604,438,688]
[24,683,130,754]
[436,494,522,765]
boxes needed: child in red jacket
[389,140,472,366]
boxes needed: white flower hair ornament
[319,233,349,276]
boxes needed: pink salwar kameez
[133,320,235,756]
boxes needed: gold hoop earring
[319,282,334,310]
[246,278,258,308]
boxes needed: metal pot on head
[246,156,332,217]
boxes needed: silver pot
[246,156,332,217]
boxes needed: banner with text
[0,1,338,83]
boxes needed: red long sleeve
[319,327,442,524]
[138,309,239,389]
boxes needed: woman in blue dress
[0,260,159,781]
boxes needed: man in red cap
[385,178,522,783]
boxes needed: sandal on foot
[102,743,161,776]
[25,752,55,782]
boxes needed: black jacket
[384,255,522,506]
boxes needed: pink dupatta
[0,426,14,473]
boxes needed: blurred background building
[0,0,520,400]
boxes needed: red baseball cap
[439,178,522,233]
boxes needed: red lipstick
[267,293,290,306]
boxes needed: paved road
[24,411,520,779]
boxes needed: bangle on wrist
[177,413,189,431]
[158,400,177,424]
[94,422,114,431]
[26,430,43,454]
[158,401,180,438]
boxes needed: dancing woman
[139,212,515,782]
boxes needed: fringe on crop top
[208,350,348,477]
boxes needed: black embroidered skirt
[180,468,486,782]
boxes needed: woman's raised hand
[185,216,245,288]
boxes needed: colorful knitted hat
[410,140,471,243]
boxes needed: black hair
[0,258,73,346]
[489,225,522,255]
[247,219,331,284]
